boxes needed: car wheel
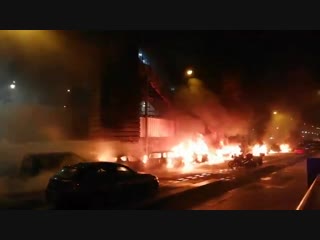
[149,181,159,196]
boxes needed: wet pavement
[156,153,303,187]
[0,152,311,209]
[190,157,310,210]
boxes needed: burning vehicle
[94,134,293,174]
[143,151,184,170]
[113,154,144,171]
[140,134,243,172]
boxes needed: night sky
[2,30,320,124]
[141,31,320,124]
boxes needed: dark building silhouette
[89,33,144,141]
[58,32,172,142]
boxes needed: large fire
[95,134,292,173]
[279,144,291,153]
[250,143,292,156]
[168,135,242,172]
[251,144,268,156]
[164,136,292,171]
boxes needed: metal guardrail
[296,157,320,210]
[296,175,320,210]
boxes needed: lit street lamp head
[273,111,277,115]
[10,84,15,89]
[186,69,193,76]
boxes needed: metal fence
[296,157,320,210]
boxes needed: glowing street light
[67,89,71,93]
[273,111,278,115]
[10,84,15,89]
[186,69,193,76]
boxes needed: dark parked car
[45,162,159,209]
[19,152,88,178]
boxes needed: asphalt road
[140,152,317,210]
[191,157,308,210]
[0,152,312,209]
[154,153,307,189]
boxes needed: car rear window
[56,167,79,179]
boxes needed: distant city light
[273,111,277,115]
[138,52,142,57]
[10,84,15,89]
[67,89,71,93]
[170,87,175,91]
[63,105,67,108]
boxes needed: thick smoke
[0,140,144,198]
[0,31,144,201]
[250,67,319,143]
[173,77,251,138]
[0,103,70,142]
[262,111,302,145]
[173,66,319,146]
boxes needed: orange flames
[97,154,108,162]
[251,143,292,156]
[279,144,291,153]
[95,135,292,172]
[167,138,292,171]
[251,144,268,156]
[168,135,242,172]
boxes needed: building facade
[88,34,174,142]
